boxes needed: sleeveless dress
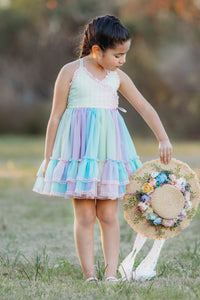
[32,57,142,200]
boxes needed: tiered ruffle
[32,107,142,200]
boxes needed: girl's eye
[115,56,120,59]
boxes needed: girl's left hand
[159,140,173,165]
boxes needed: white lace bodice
[67,57,126,111]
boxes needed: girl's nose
[119,56,126,65]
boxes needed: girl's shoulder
[116,68,129,82]
[116,68,131,89]
[59,59,80,78]
[55,59,81,88]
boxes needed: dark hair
[79,15,131,58]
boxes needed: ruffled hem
[32,156,142,200]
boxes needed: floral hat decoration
[123,158,200,239]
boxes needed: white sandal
[105,276,120,282]
[85,276,98,283]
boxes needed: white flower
[184,201,192,210]
[177,177,186,186]
[143,207,153,217]
[151,171,159,178]
[169,174,176,181]
[184,191,191,202]
[180,185,185,192]
[138,201,149,212]
[181,208,187,216]
[174,182,182,190]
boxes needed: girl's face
[101,39,131,71]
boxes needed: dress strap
[118,106,127,113]
[80,57,83,67]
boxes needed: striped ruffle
[32,107,142,200]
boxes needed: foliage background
[0,0,200,139]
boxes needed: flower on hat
[184,201,192,210]
[162,219,175,227]
[175,177,186,190]
[146,207,153,214]
[174,181,182,191]
[143,183,154,194]
[185,183,191,191]
[156,181,161,188]
[153,217,162,225]
[141,194,150,202]
[146,212,157,221]
[179,177,186,185]
[184,191,190,202]
[169,174,176,181]
[169,174,177,185]
[177,209,187,220]
[134,162,194,230]
[138,201,149,212]
[156,173,168,184]
[149,178,157,187]
[142,207,154,217]
[124,158,200,239]
[151,171,159,178]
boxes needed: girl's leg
[96,199,120,278]
[72,198,97,279]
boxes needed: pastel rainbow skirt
[32,107,142,200]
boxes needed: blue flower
[156,173,168,184]
[153,217,162,225]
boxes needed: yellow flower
[143,183,154,193]
[146,207,153,214]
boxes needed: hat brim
[123,158,200,239]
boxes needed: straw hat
[123,158,200,239]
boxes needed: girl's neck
[83,55,105,72]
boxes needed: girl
[33,15,172,282]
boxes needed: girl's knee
[76,213,96,227]
[96,207,118,225]
[73,199,96,227]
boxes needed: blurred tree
[0,0,199,138]
[119,0,200,139]
[0,8,31,55]
[121,0,200,21]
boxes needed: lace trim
[51,156,140,164]
[66,105,127,113]
[82,65,111,83]
[38,176,129,185]
[82,56,111,82]
[69,66,81,87]
[32,188,124,200]
[69,58,120,90]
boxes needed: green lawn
[0,135,200,300]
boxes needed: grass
[0,134,200,299]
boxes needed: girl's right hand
[43,158,50,178]
[159,140,173,165]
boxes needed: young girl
[32,15,172,282]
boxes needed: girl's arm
[117,69,172,165]
[43,63,75,177]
